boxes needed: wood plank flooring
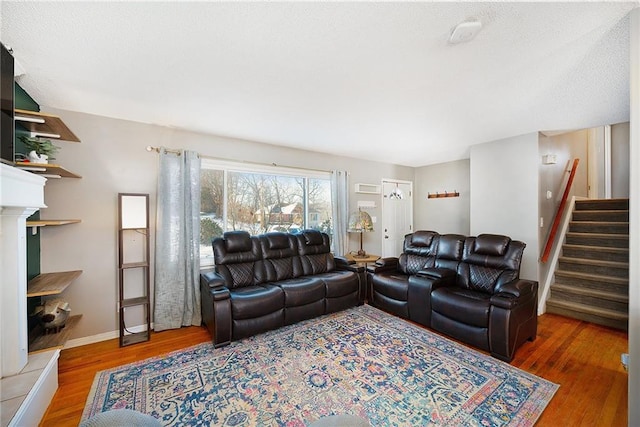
[40,312,628,426]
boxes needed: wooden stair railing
[541,158,580,263]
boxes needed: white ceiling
[1,2,636,167]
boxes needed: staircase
[546,198,629,330]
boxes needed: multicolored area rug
[82,305,558,426]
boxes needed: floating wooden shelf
[27,270,83,297]
[121,261,149,269]
[14,109,81,142]
[27,219,81,228]
[28,314,82,353]
[15,162,82,178]
[428,191,460,199]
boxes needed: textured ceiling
[1,2,636,167]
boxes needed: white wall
[413,159,470,235]
[611,121,630,198]
[39,108,413,341]
[470,133,539,282]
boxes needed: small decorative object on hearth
[20,135,60,163]
[348,208,374,257]
[32,298,71,334]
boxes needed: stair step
[550,284,628,312]
[565,232,629,248]
[572,210,629,222]
[562,244,629,263]
[551,283,629,302]
[554,270,628,294]
[557,257,628,278]
[546,299,628,331]
[575,198,629,211]
[569,221,629,234]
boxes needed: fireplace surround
[1,163,59,426]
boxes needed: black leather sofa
[368,231,538,362]
[200,229,364,347]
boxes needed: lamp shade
[348,209,373,257]
[348,210,374,233]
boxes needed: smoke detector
[449,20,482,44]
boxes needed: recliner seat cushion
[431,287,491,328]
[233,311,284,340]
[230,285,284,320]
[318,271,359,298]
[276,277,325,306]
[371,273,409,302]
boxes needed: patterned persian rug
[82,305,558,426]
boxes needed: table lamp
[348,209,374,257]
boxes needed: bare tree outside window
[200,164,332,265]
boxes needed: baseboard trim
[64,323,153,349]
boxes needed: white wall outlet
[546,190,553,199]
[540,217,544,228]
[371,216,377,223]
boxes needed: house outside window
[200,159,332,265]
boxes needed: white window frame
[200,158,332,267]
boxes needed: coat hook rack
[427,190,460,199]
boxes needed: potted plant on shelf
[19,136,60,164]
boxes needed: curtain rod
[145,145,333,174]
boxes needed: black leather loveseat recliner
[368,231,538,362]
[200,229,364,347]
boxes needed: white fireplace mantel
[1,163,46,377]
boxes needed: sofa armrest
[200,269,232,347]
[335,256,365,273]
[407,274,453,327]
[491,280,537,308]
[366,257,399,274]
[494,279,537,299]
[200,270,227,289]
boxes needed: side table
[345,253,380,304]
[345,253,380,268]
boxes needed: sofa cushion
[433,234,466,271]
[233,311,284,340]
[213,231,262,288]
[224,230,254,253]
[257,233,302,282]
[276,277,325,307]
[295,231,335,275]
[459,236,525,292]
[408,230,437,249]
[473,234,511,256]
[399,231,439,274]
[371,273,409,302]
[431,287,491,328]
[317,271,359,298]
[231,285,284,320]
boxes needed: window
[200,159,332,265]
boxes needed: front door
[381,180,413,257]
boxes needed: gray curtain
[330,170,349,256]
[154,148,201,331]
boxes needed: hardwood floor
[40,312,628,426]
